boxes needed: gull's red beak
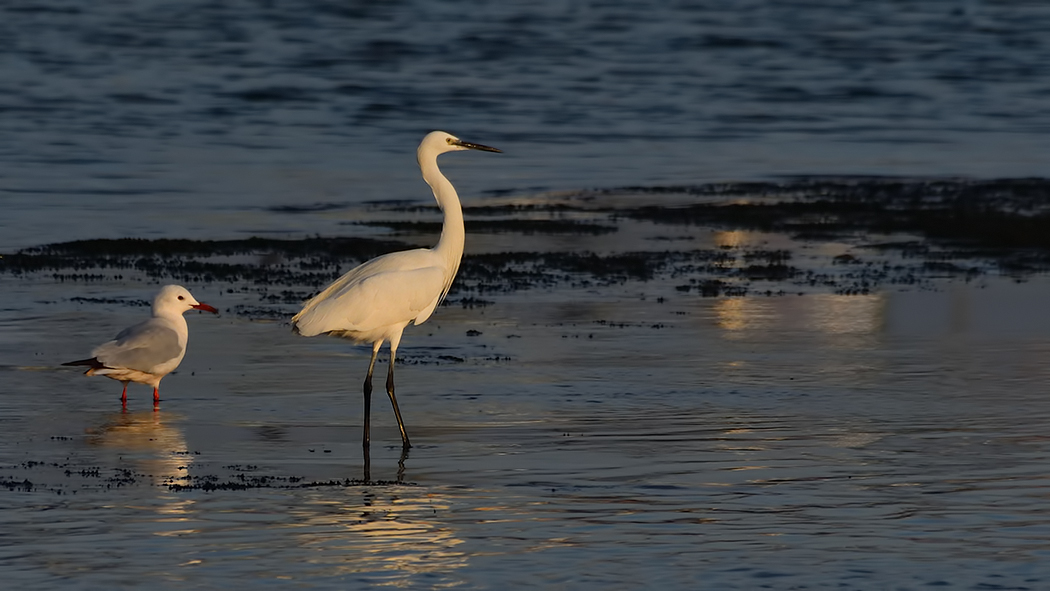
[192,303,219,314]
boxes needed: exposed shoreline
[4,178,1049,319]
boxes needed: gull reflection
[85,410,193,487]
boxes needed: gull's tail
[62,358,105,374]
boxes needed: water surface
[2,0,1049,250]
[4,1,1050,588]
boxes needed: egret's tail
[290,314,327,337]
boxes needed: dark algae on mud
[3,179,1050,314]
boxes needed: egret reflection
[362,444,409,485]
[285,490,468,583]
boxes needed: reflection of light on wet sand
[85,411,193,486]
[285,492,469,584]
[714,294,886,342]
[714,230,748,249]
[830,431,885,448]
[714,297,775,333]
[809,294,886,336]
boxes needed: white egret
[63,284,219,408]
[291,131,501,449]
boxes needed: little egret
[291,131,501,449]
[63,285,219,408]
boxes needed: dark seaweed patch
[0,237,415,290]
[267,203,353,214]
[1,479,35,492]
[167,475,413,491]
[19,236,412,259]
[5,178,1050,320]
[458,250,677,293]
[620,178,1050,254]
[387,203,590,214]
[356,219,617,235]
[70,296,150,307]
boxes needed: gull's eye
[178,296,185,300]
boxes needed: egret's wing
[293,249,441,326]
[92,321,182,372]
[292,266,446,337]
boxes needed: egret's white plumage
[64,284,218,408]
[291,131,501,449]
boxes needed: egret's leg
[363,342,381,447]
[362,441,371,484]
[386,339,411,449]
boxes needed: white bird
[63,284,218,408]
[292,131,501,449]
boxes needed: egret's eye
[446,137,453,144]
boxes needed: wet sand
[4,179,1050,588]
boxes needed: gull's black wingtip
[62,358,103,369]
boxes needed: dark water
[1,0,1049,249]
[4,2,1050,589]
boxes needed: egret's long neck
[421,157,465,277]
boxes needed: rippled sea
[3,0,1050,250]
[3,1,1050,589]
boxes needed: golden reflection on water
[714,293,886,342]
[714,229,748,249]
[285,490,470,584]
[714,297,772,333]
[809,293,887,336]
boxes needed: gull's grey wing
[92,321,182,372]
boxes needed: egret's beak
[451,139,501,153]
[192,303,219,314]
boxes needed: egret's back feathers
[291,250,447,340]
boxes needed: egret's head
[153,285,219,316]
[418,131,501,163]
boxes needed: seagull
[292,131,501,449]
[63,284,218,408]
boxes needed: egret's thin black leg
[363,346,380,448]
[362,440,371,484]
[386,354,412,449]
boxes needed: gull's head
[418,131,501,163]
[153,285,219,316]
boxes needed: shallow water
[6,268,1050,588]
